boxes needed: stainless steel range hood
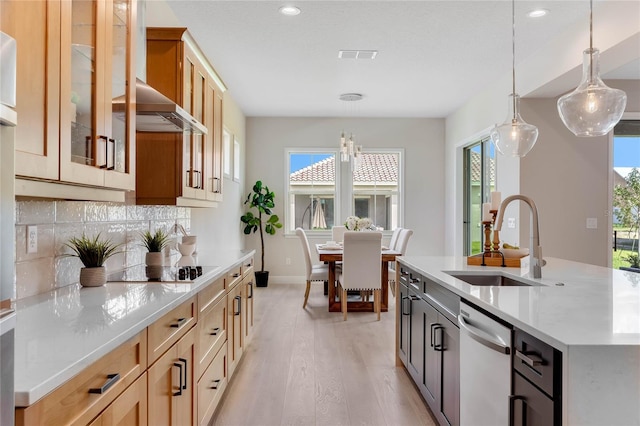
[113,78,207,134]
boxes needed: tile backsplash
[15,200,190,299]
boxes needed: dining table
[316,243,401,312]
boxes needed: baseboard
[268,276,305,285]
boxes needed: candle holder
[481,221,492,265]
[490,209,500,251]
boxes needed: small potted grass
[65,233,121,287]
[140,229,171,266]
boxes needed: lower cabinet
[197,342,228,425]
[243,273,254,346]
[227,280,244,379]
[397,266,460,426]
[148,326,197,426]
[89,373,148,426]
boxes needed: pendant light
[490,0,539,157]
[557,0,627,137]
[339,93,363,164]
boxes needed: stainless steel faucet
[495,195,543,279]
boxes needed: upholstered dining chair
[338,231,382,321]
[388,227,403,250]
[296,228,330,308]
[389,228,413,295]
[331,225,347,243]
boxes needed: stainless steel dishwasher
[458,301,512,426]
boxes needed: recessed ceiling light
[279,5,301,16]
[527,9,549,18]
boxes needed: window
[233,138,240,182]
[286,148,403,234]
[223,128,231,178]
[463,138,496,255]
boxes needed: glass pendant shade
[490,94,539,157]
[557,48,627,137]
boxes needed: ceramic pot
[79,266,106,287]
[255,270,269,287]
[145,252,164,266]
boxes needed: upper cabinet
[1,0,137,200]
[137,27,225,207]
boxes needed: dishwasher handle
[458,314,510,354]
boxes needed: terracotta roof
[470,151,496,184]
[290,153,398,183]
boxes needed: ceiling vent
[338,50,378,60]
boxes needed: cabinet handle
[179,358,188,390]
[210,327,221,336]
[210,379,222,390]
[433,325,445,351]
[98,135,109,169]
[234,295,241,315]
[400,270,409,276]
[171,317,187,328]
[213,176,221,193]
[248,282,254,298]
[232,273,240,278]
[195,170,202,189]
[401,296,411,316]
[89,373,120,394]
[515,349,544,368]
[173,362,183,396]
[509,395,527,426]
[430,323,441,347]
[107,138,115,170]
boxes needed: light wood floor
[212,282,437,426]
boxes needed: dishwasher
[458,301,512,426]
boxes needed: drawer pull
[232,273,240,278]
[171,317,187,328]
[401,296,411,316]
[210,327,221,336]
[89,373,120,394]
[210,379,221,390]
[173,362,183,396]
[248,282,254,299]
[515,349,544,367]
[234,295,241,315]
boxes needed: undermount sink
[446,273,541,287]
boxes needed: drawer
[16,331,147,426]
[196,295,227,379]
[198,276,225,313]
[148,296,197,365]
[197,342,228,426]
[227,265,242,290]
[513,329,562,399]
[89,372,148,426]
[398,265,411,287]
[241,257,254,278]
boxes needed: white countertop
[14,249,254,406]
[398,256,640,350]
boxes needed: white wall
[244,117,445,280]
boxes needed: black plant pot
[255,270,269,287]
[620,266,640,273]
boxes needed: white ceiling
[155,0,640,118]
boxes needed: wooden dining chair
[338,231,382,321]
[389,229,413,295]
[296,228,329,308]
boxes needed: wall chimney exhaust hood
[113,78,207,135]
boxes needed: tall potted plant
[241,180,282,287]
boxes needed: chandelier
[339,93,363,163]
[556,0,627,137]
[489,0,538,157]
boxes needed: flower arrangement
[345,215,374,231]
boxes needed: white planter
[145,252,164,266]
[79,266,106,287]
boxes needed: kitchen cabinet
[195,276,226,379]
[1,0,136,199]
[242,258,255,345]
[148,326,196,426]
[196,342,227,426]
[88,373,148,426]
[396,266,460,426]
[137,27,225,207]
[15,331,147,426]
[227,267,244,379]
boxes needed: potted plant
[620,252,640,273]
[140,229,170,266]
[65,233,121,287]
[240,180,283,287]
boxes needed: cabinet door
[148,326,196,426]
[398,282,410,366]
[205,81,223,201]
[243,274,254,345]
[1,0,60,180]
[512,372,555,426]
[421,300,440,406]
[60,0,135,189]
[439,316,460,426]
[227,282,244,378]
[89,373,148,426]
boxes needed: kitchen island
[12,249,254,420]
[397,256,640,426]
